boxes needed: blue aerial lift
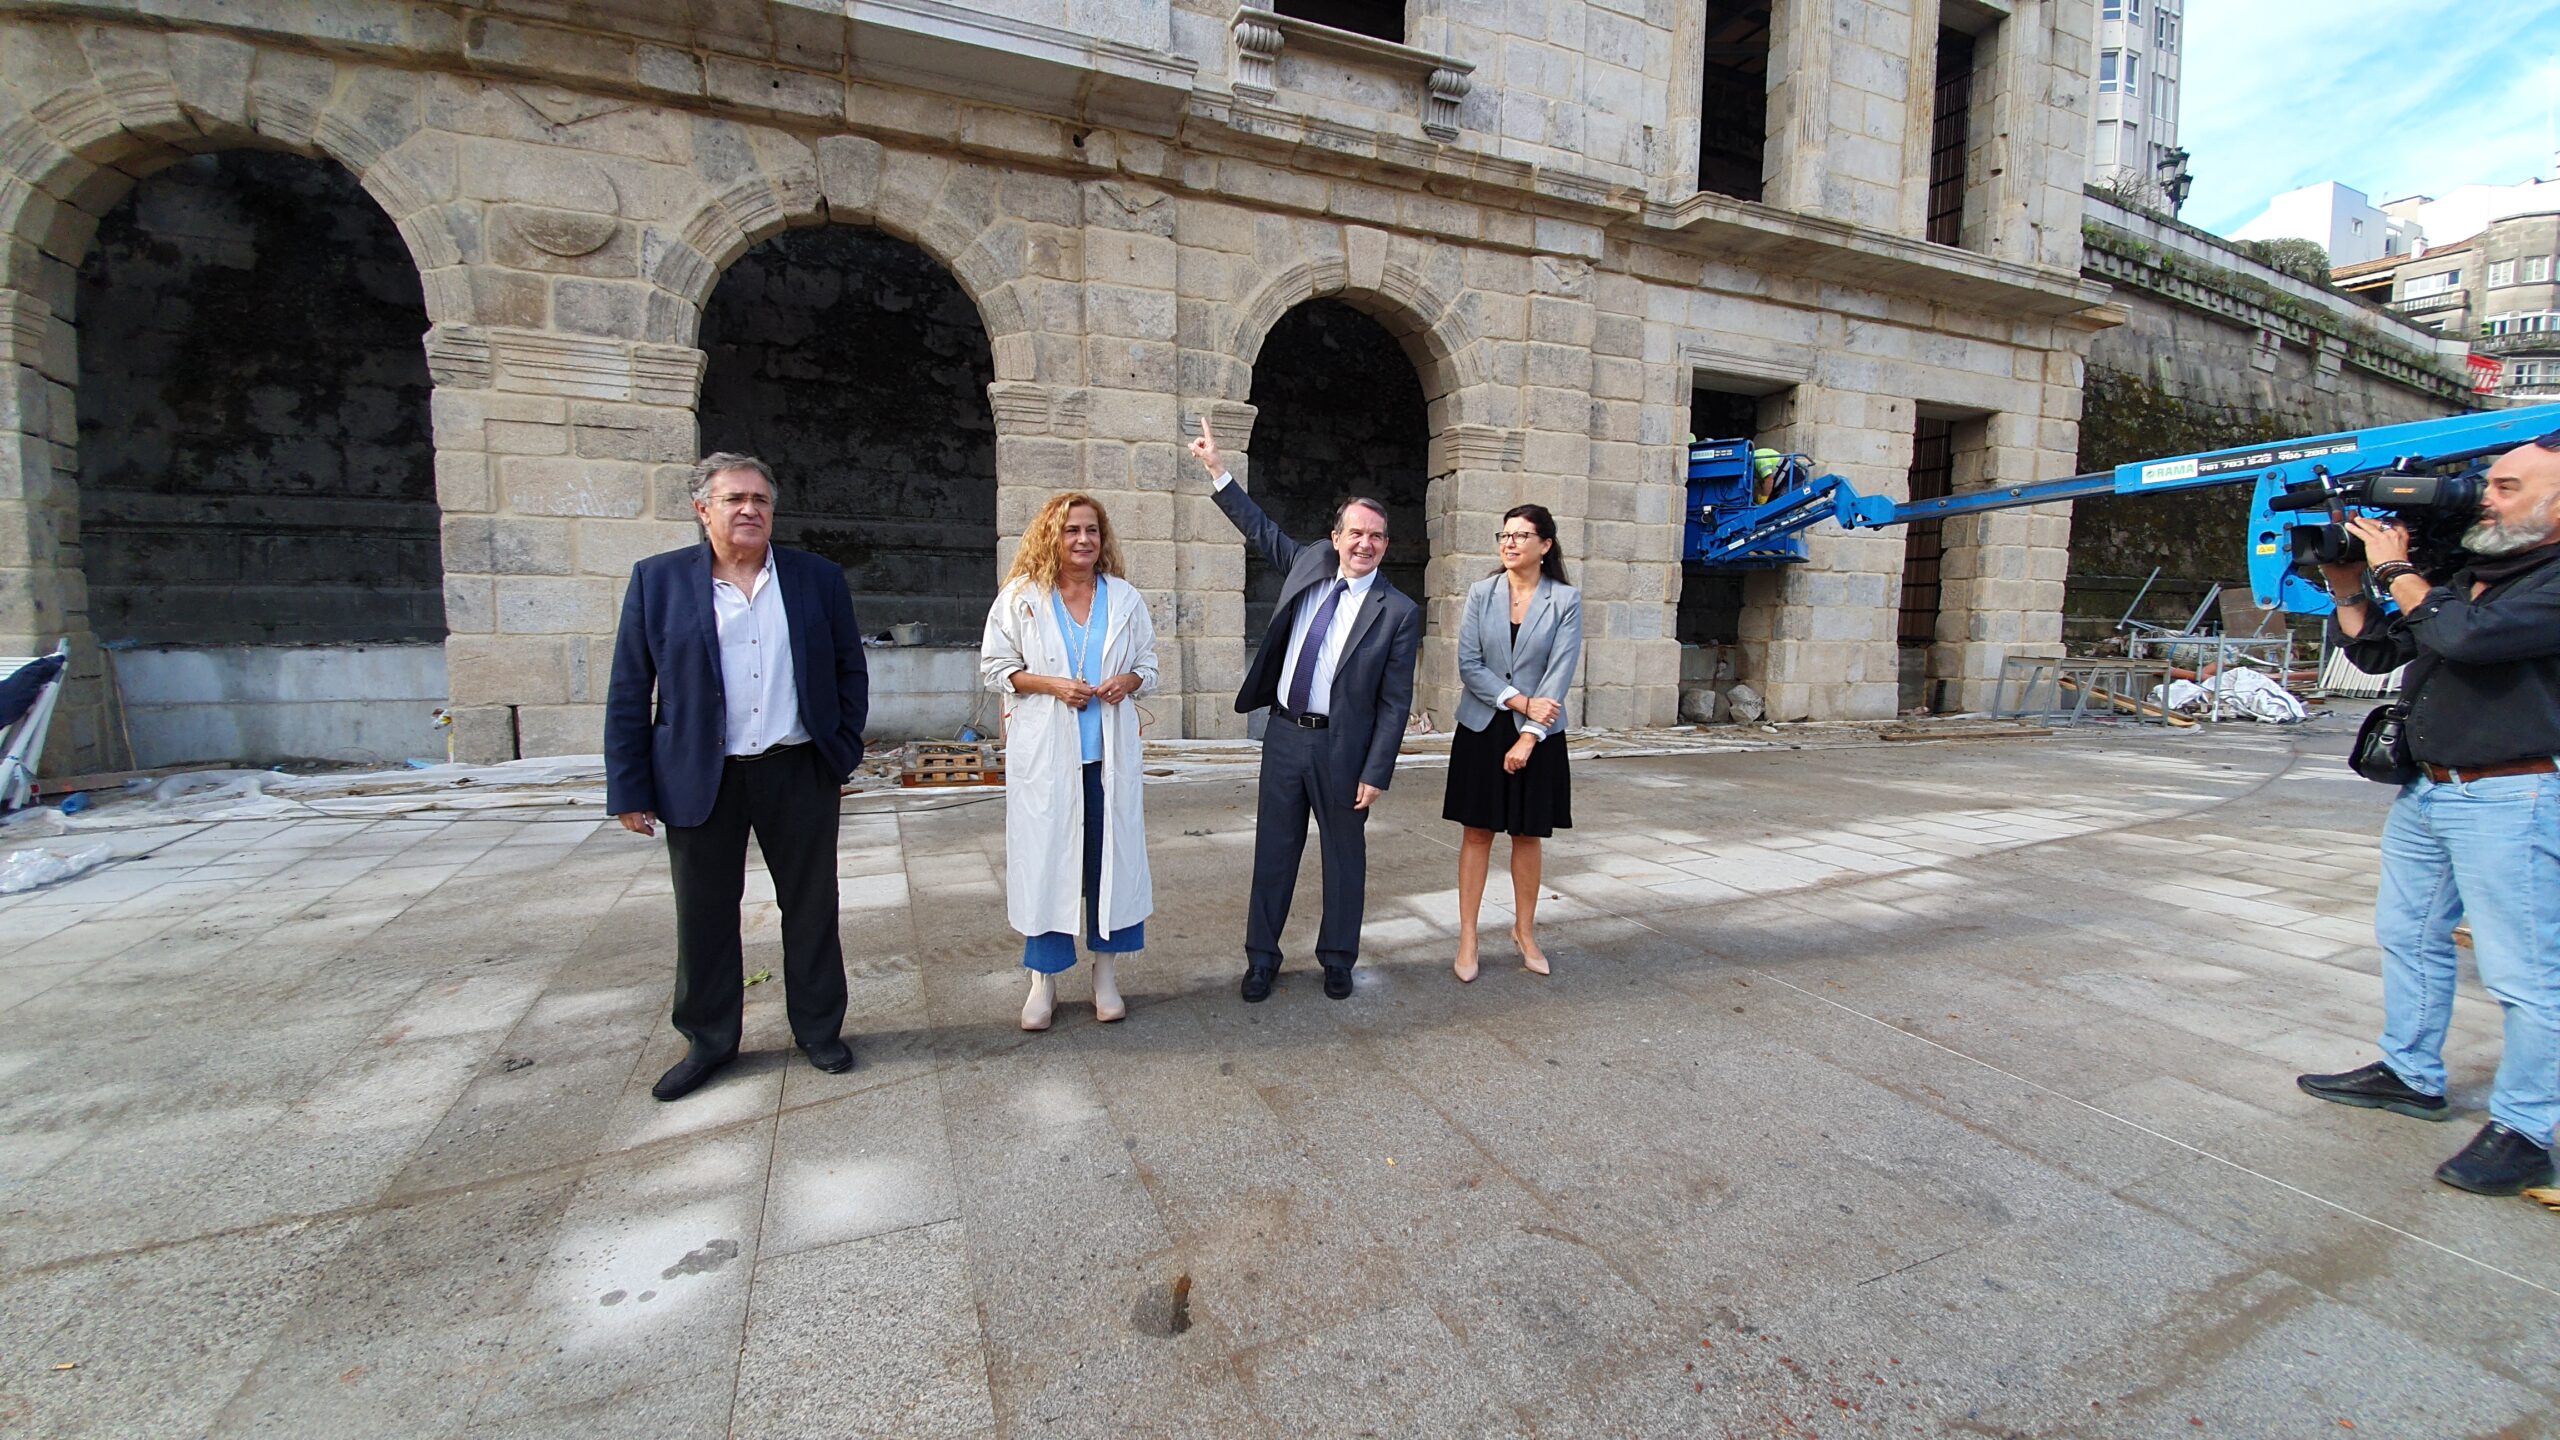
[1686,403,2560,614]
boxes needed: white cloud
[2179,0,2560,233]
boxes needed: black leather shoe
[801,1037,856,1074]
[2435,1122,2555,1195]
[1322,966,1353,1000]
[2297,1061,2448,1121]
[1240,966,1276,1003]
[652,1050,736,1102]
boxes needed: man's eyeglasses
[1496,530,1541,546]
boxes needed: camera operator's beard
[2463,495,2560,556]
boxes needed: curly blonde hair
[1006,492,1126,591]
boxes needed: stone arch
[0,40,456,306]
[0,32,458,771]
[646,142,1038,383]
[1221,249,1489,432]
[1210,238,1508,728]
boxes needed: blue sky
[2181,0,2560,235]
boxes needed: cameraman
[2297,437,2560,1195]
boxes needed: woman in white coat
[980,492,1158,1031]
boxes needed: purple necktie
[1285,579,1347,715]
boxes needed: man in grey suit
[1191,419,1423,1002]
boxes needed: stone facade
[0,0,2113,767]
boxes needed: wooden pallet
[900,742,1003,788]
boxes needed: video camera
[2267,462,2483,579]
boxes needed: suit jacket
[604,542,869,829]
[1453,574,1583,736]
[1214,481,1422,791]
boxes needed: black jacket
[1213,481,1422,791]
[2333,543,2560,768]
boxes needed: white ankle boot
[1020,971,1057,1032]
[1092,955,1126,1023]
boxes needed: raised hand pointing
[1189,415,1223,479]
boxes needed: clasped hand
[1033,672,1139,708]
[1517,696,1562,728]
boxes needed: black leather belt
[2422,757,2556,784]
[729,741,810,763]
[1271,707,1328,730]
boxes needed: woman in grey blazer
[1444,503,1582,982]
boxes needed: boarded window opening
[1242,299,1430,645]
[1699,1,1774,202]
[1926,29,1978,247]
[1899,417,1956,647]
[697,227,997,644]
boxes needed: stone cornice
[1643,191,2111,319]
[426,324,706,407]
[0,0,1200,131]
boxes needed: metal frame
[1990,655,2179,726]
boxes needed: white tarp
[2148,669,2308,724]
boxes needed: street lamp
[2155,145,2194,215]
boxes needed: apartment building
[2335,209,2560,401]
[2088,0,2183,204]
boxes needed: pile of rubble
[1676,642,1765,725]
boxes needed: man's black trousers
[663,744,845,1059]
[1246,716,1370,974]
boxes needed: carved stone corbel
[1233,15,1283,103]
[1425,66,1471,142]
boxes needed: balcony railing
[2394,289,2467,315]
[2474,329,2560,357]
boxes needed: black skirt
[1441,710,1572,837]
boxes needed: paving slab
[2,716,2555,1435]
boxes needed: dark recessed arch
[76,149,442,649]
[1241,298,1432,642]
[696,224,998,642]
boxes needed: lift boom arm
[1689,403,2560,615]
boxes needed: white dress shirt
[713,550,809,756]
[1218,472,1374,715]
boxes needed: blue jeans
[2374,771,2560,1145]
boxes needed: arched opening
[75,149,442,766]
[695,226,996,739]
[1240,299,1431,643]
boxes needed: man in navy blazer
[1189,420,1422,1002]
[606,452,869,1101]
